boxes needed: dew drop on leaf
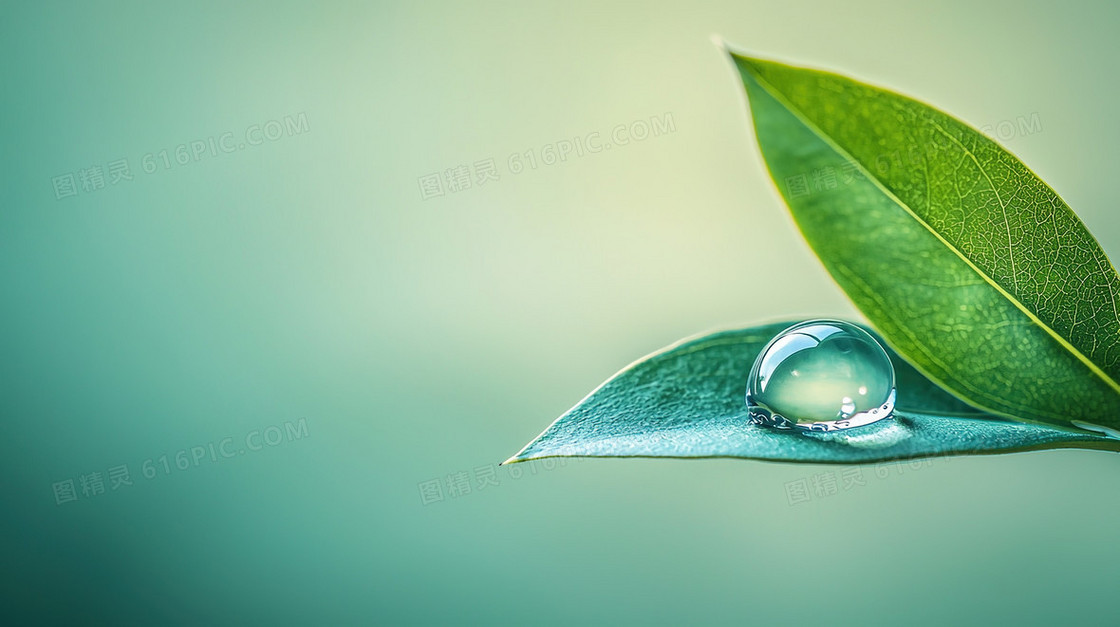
[746,320,896,432]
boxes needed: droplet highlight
[746,319,896,432]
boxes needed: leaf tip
[710,40,773,84]
[501,443,539,465]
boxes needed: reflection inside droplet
[746,319,896,432]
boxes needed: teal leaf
[727,48,1120,434]
[503,322,1120,464]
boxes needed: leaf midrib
[739,58,1120,401]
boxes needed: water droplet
[746,319,896,432]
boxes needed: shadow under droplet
[806,417,912,449]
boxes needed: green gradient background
[3,1,1119,625]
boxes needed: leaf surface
[504,322,1120,464]
[729,50,1120,432]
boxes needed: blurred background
[3,1,1119,624]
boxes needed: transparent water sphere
[746,320,896,432]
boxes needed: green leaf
[727,49,1120,434]
[503,322,1120,465]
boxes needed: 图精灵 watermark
[417,456,584,506]
[49,417,310,506]
[780,112,1043,202]
[783,457,938,506]
[417,111,677,201]
[49,112,310,201]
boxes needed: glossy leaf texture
[729,50,1120,433]
[503,322,1120,465]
